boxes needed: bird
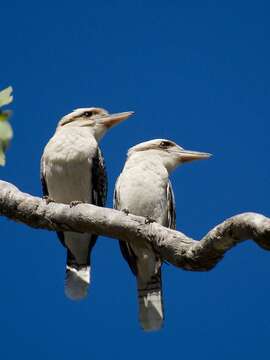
[41,107,133,300]
[114,139,211,330]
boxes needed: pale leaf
[0,86,13,107]
[0,121,13,143]
[0,146,6,166]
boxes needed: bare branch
[0,180,269,271]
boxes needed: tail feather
[65,265,90,300]
[61,232,95,300]
[137,272,164,331]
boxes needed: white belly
[45,159,92,203]
[116,167,168,225]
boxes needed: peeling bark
[0,180,269,271]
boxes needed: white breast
[42,127,97,204]
[116,157,169,225]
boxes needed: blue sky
[1,0,269,358]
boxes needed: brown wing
[167,180,176,230]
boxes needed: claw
[70,200,84,208]
[145,216,155,224]
[43,195,55,205]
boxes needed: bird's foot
[43,195,55,204]
[70,200,84,208]
[145,216,155,224]
[122,208,130,215]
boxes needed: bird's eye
[83,111,93,117]
[159,141,171,148]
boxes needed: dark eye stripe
[60,110,101,126]
[83,111,93,117]
[159,141,173,148]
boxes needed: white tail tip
[139,290,163,331]
[64,265,90,300]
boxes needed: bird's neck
[125,152,169,178]
[56,125,96,138]
[45,126,98,162]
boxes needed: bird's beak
[100,111,134,128]
[178,149,212,163]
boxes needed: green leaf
[0,86,13,107]
[0,110,12,122]
[0,145,6,166]
[0,120,13,157]
[0,86,13,166]
[0,120,13,142]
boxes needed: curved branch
[0,180,269,271]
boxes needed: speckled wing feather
[92,147,108,208]
[88,147,108,251]
[40,156,48,197]
[167,180,176,230]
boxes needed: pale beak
[178,149,212,163]
[100,111,134,128]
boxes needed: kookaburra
[114,139,211,331]
[41,107,133,300]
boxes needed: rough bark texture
[0,180,269,271]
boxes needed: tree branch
[0,180,269,271]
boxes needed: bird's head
[57,107,134,140]
[128,139,211,172]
